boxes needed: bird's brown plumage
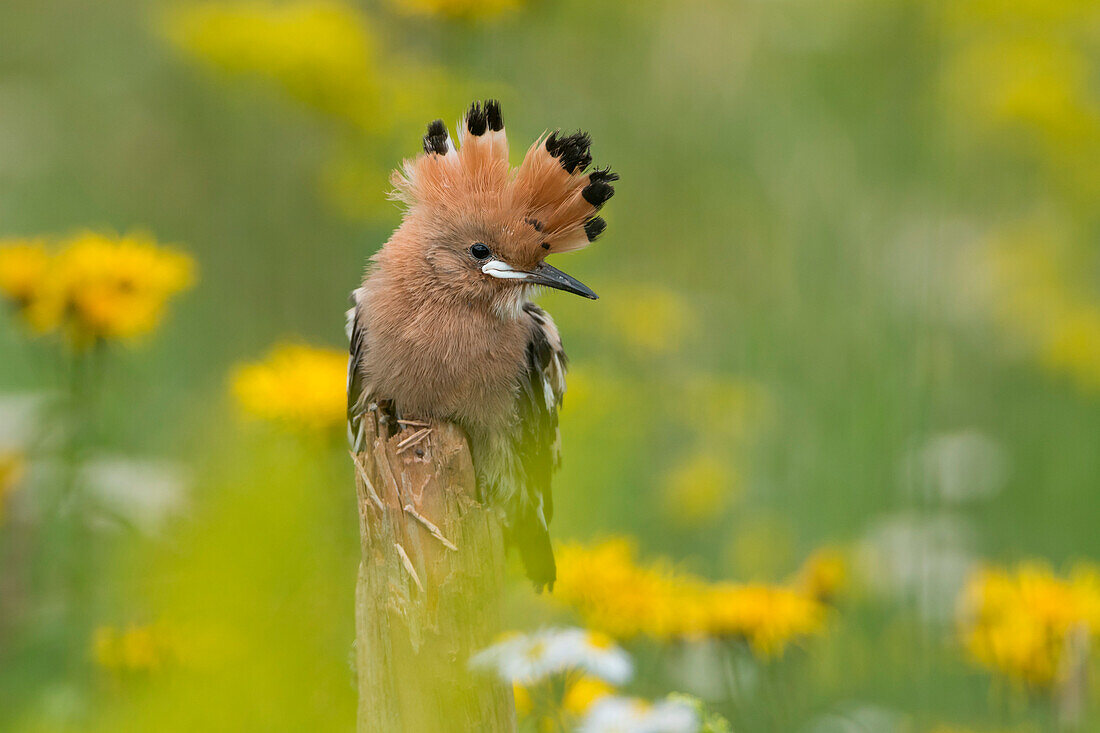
[348,100,616,589]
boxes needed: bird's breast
[364,294,530,431]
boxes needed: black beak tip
[531,261,599,301]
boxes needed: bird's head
[380,100,616,317]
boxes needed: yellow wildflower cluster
[0,232,194,347]
[554,538,829,657]
[940,1,1100,201]
[163,1,476,219]
[959,562,1100,689]
[387,0,520,19]
[0,240,50,307]
[165,1,379,129]
[92,624,181,673]
[232,343,348,432]
[984,224,1100,392]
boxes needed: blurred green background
[2,0,1100,730]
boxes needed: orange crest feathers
[390,100,616,260]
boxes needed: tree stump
[351,403,516,732]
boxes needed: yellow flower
[92,624,179,672]
[0,453,26,521]
[562,674,614,717]
[513,674,613,726]
[0,239,50,307]
[959,562,1100,689]
[705,584,824,658]
[983,223,1100,392]
[165,1,380,130]
[792,547,848,604]
[512,682,532,717]
[386,0,520,19]
[553,538,828,657]
[1042,304,1100,391]
[661,452,735,527]
[939,3,1100,199]
[232,343,348,432]
[5,231,194,346]
[947,38,1093,142]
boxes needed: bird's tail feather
[511,504,556,593]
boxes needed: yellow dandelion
[983,223,1100,393]
[562,674,614,717]
[92,624,179,673]
[513,673,613,726]
[164,1,380,130]
[7,231,195,346]
[0,239,51,308]
[232,343,348,432]
[706,583,825,658]
[1042,304,1100,392]
[959,562,1100,689]
[553,538,828,657]
[512,682,532,717]
[939,3,1100,198]
[792,547,848,604]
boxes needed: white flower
[469,627,632,686]
[901,430,1008,504]
[856,513,976,623]
[0,391,53,451]
[82,456,188,535]
[577,695,699,733]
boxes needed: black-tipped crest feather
[423,119,448,155]
[466,101,488,136]
[582,180,615,206]
[545,130,592,174]
[589,167,620,184]
[584,216,606,241]
[485,99,503,131]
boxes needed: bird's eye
[470,243,491,261]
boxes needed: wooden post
[351,403,516,732]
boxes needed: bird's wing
[512,302,568,589]
[347,287,372,453]
[517,302,567,520]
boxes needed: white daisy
[577,695,700,733]
[469,627,632,686]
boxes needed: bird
[347,99,616,591]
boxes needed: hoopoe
[347,100,616,590]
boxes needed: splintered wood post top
[352,404,516,733]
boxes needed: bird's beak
[481,260,598,300]
[526,262,599,300]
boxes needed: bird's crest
[391,99,616,260]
